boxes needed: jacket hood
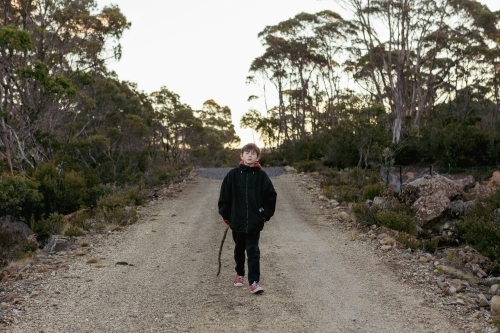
[239,161,262,169]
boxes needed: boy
[218,143,277,294]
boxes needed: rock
[453,175,475,189]
[419,256,429,263]
[413,193,450,226]
[446,279,464,293]
[407,175,464,225]
[491,295,500,316]
[329,200,340,207]
[407,174,462,198]
[478,293,490,307]
[456,247,491,272]
[492,208,500,221]
[0,294,18,303]
[465,262,487,278]
[380,237,395,246]
[318,195,328,202]
[372,197,385,206]
[43,235,70,253]
[489,284,499,296]
[487,171,500,187]
[0,216,32,243]
[470,183,496,199]
[449,200,476,217]
[0,303,8,310]
[380,245,392,251]
[377,233,388,240]
[406,172,415,180]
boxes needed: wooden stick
[217,224,230,276]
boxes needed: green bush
[0,173,43,221]
[457,217,500,272]
[33,213,65,244]
[337,185,361,203]
[352,203,379,226]
[96,186,145,210]
[71,210,92,231]
[398,232,419,250]
[362,183,384,201]
[95,206,138,226]
[64,225,84,237]
[456,190,500,273]
[32,163,89,214]
[293,160,323,173]
[0,227,37,265]
[421,237,439,253]
[376,211,417,235]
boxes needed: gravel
[197,167,286,180]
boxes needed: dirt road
[8,173,465,332]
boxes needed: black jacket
[218,163,277,233]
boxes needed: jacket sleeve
[218,173,232,220]
[261,175,277,222]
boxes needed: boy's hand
[223,219,229,225]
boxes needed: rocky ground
[0,169,498,332]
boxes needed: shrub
[33,213,65,244]
[71,210,92,231]
[421,237,439,253]
[352,203,379,227]
[96,186,145,210]
[337,186,362,203]
[0,173,43,221]
[362,183,384,201]
[293,160,323,173]
[32,164,89,215]
[456,190,500,273]
[95,206,138,226]
[397,232,419,250]
[457,216,500,271]
[64,225,84,237]
[376,211,417,235]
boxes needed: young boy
[218,143,277,294]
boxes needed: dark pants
[232,231,260,284]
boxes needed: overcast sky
[96,0,500,146]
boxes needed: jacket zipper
[245,171,249,233]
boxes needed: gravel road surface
[7,170,465,332]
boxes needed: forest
[1,0,500,268]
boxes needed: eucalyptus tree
[150,87,202,162]
[249,10,355,145]
[337,0,500,142]
[197,99,240,148]
[0,25,33,173]
[0,0,130,173]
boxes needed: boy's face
[240,150,259,166]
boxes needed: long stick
[217,224,230,276]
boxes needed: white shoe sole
[250,287,264,294]
[234,282,244,287]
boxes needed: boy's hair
[241,143,261,156]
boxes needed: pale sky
[96,0,500,146]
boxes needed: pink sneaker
[233,274,244,287]
[249,281,264,294]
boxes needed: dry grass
[436,265,479,284]
[492,316,500,330]
[7,252,37,268]
[86,258,98,264]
